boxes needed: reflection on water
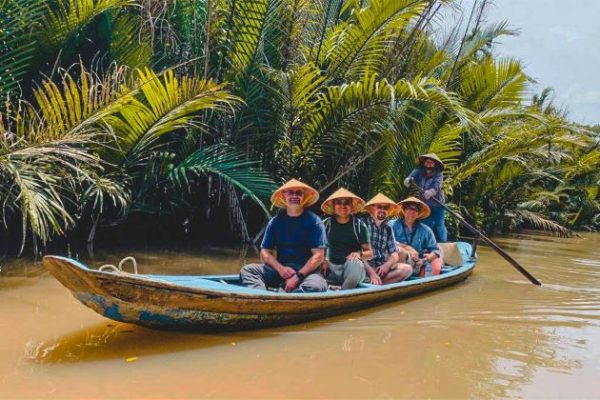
[24,322,283,364]
[1,234,599,398]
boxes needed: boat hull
[42,243,476,331]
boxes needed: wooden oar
[410,183,542,286]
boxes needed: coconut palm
[1,0,597,255]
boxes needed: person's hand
[403,177,415,188]
[284,275,300,292]
[415,258,426,268]
[408,248,419,261]
[320,260,329,276]
[376,265,390,278]
[347,252,361,261]
[423,189,434,200]
[414,258,426,275]
[369,272,382,285]
[279,266,296,280]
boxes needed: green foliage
[0,0,47,99]
[1,0,598,254]
[102,68,238,168]
[41,0,135,47]
[109,14,153,69]
[170,143,276,215]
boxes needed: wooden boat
[42,242,476,331]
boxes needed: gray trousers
[325,260,366,290]
[239,263,328,292]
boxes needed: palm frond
[41,0,135,48]
[103,68,240,168]
[220,0,270,78]
[323,0,429,80]
[169,143,276,216]
[459,57,528,112]
[0,132,102,248]
[109,13,153,69]
[512,209,575,238]
[29,64,130,141]
[81,171,132,217]
[0,0,48,98]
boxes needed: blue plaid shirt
[364,217,398,267]
[389,218,441,257]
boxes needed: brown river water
[1,233,599,399]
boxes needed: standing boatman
[404,153,447,242]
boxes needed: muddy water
[1,233,599,399]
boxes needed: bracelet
[296,271,306,281]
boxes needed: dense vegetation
[1,0,599,256]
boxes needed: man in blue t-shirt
[240,179,328,292]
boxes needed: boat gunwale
[42,249,476,302]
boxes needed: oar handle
[410,182,542,286]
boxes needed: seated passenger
[321,188,377,289]
[363,193,413,283]
[240,179,328,292]
[391,197,443,277]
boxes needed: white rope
[99,256,138,274]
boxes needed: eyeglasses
[333,199,352,206]
[404,205,419,212]
[284,190,304,197]
[375,205,390,210]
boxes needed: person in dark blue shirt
[404,153,448,242]
[240,179,328,292]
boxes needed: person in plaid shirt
[363,193,413,284]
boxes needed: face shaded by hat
[397,196,431,220]
[321,188,365,215]
[270,179,319,209]
[416,153,444,171]
[364,193,401,218]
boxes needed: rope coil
[99,256,138,274]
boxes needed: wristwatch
[296,271,306,280]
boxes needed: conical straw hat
[364,193,401,216]
[321,188,365,215]
[397,196,431,219]
[416,153,444,170]
[271,179,319,209]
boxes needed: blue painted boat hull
[42,242,476,331]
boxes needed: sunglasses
[404,205,419,212]
[375,205,390,210]
[284,190,304,196]
[333,199,352,206]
